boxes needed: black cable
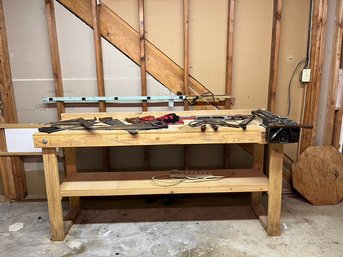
[306,0,314,68]
[287,58,307,117]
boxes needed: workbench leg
[64,148,80,211]
[42,148,65,241]
[251,144,264,205]
[266,144,283,236]
[251,144,267,229]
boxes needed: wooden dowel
[225,0,235,109]
[267,0,282,113]
[139,0,147,112]
[183,0,190,110]
[91,0,106,112]
[45,0,65,120]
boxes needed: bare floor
[0,194,342,257]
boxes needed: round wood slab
[292,146,343,205]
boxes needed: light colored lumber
[45,0,65,119]
[60,170,268,197]
[0,152,42,157]
[91,0,106,112]
[91,0,110,173]
[56,0,215,109]
[34,126,265,148]
[267,0,282,112]
[323,0,343,145]
[251,144,265,208]
[64,148,80,210]
[65,169,263,181]
[253,144,264,171]
[182,0,190,166]
[138,0,147,112]
[0,123,42,129]
[292,146,343,205]
[42,148,64,241]
[225,0,235,109]
[0,0,27,200]
[183,0,190,110]
[332,109,343,149]
[60,109,254,120]
[138,0,149,169]
[267,144,283,236]
[33,110,267,149]
[35,111,266,148]
[300,0,328,153]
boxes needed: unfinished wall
[275,0,310,160]
[0,0,310,196]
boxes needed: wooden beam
[64,148,80,211]
[138,0,149,169]
[91,0,106,112]
[91,0,110,172]
[0,0,27,200]
[323,0,343,146]
[183,0,190,110]
[225,0,235,109]
[56,0,215,109]
[300,0,328,153]
[139,0,147,112]
[267,0,282,112]
[183,0,190,169]
[42,148,64,241]
[223,0,236,168]
[332,109,343,149]
[46,0,65,120]
[267,144,283,236]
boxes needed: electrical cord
[152,169,225,187]
[287,58,308,117]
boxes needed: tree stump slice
[292,146,343,205]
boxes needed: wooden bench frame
[33,109,284,241]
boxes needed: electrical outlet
[301,69,311,83]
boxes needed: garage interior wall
[0,0,312,196]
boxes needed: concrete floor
[0,194,342,257]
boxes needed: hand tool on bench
[38,118,98,133]
[39,117,168,134]
[187,114,255,131]
[252,109,313,143]
[98,117,168,135]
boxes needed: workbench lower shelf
[60,170,269,197]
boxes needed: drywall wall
[104,0,273,106]
[0,0,310,196]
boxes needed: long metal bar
[42,95,232,103]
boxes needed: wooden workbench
[33,109,284,241]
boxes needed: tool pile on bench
[38,113,255,135]
[38,110,311,143]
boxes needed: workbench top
[33,109,267,148]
